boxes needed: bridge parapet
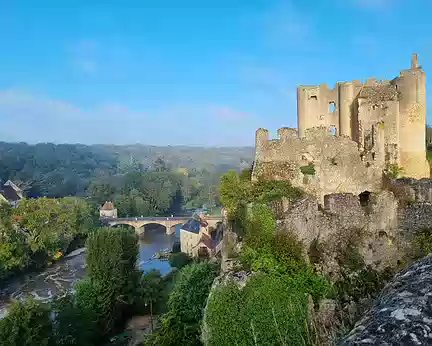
[102,216,222,235]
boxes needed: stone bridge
[102,216,222,235]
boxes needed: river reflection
[0,225,180,318]
[138,224,179,275]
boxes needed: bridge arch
[104,216,221,236]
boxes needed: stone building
[180,211,223,258]
[100,201,118,219]
[252,54,430,201]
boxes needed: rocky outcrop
[339,255,432,345]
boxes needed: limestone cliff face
[339,255,432,345]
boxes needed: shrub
[272,231,307,271]
[137,269,165,314]
[244,204,276,252]
[251,180,304,204]
[300,163,316,175]
[145,262,219,345]
[51,294,97,345]
[204,281,249,346]
[385,163,404,179]
[413,228,432,259]
[0,298,53,346]
[168,252,191,269]
[206,273,320,346]
[75,279,108,336]
[335,266,395,303]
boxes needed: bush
[168,252,191,269]
[251,180,304,204]
[335,266,395,303]
[385,163,404,179]
[272,231,307,271]
[145,262,219,345]
[244,204,276,252]
[206,273,321,346]
[0,298,53,346]
[137,269,165,314]
[300,164,315,175]
[51,294,97,345]
[413,228,432,259]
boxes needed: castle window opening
[359,191,371,207]
[329,102,336,113]
[310,95,317,100]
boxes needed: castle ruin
[252,54,430,201]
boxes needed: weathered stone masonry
[252,54,430,202]
[277,178,432,280]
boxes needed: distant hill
[98,144,254,172]
[0,142,255,198]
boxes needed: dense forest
[0,142,254,215]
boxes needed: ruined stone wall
[385,177,432,203]
[295,54,429,179]
[297,84,340,137]
[252,126,382,203]
[279,186,432,279]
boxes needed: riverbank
[0,228,177,319]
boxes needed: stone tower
[296,54,429,179]
[393,54,429,178]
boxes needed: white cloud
[0,90,257,146]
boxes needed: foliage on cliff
[206,273,321,346]
[145,262,219,346]
[208,171,333,345]
[219,169,303,235]
[207,218,331,345]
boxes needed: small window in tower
[329,102,336,113]
[310,95,317,100]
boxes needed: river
[0,225,180,319]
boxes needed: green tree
[0,298,54,346]
[83,227,140,335]
[219,170,245,215]
[14,197,94,259]
[51,294,97,346]
[168,252,191,269]
[146,262,219,346]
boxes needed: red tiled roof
[102,201,115,210]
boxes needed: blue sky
[1,0,432,146]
